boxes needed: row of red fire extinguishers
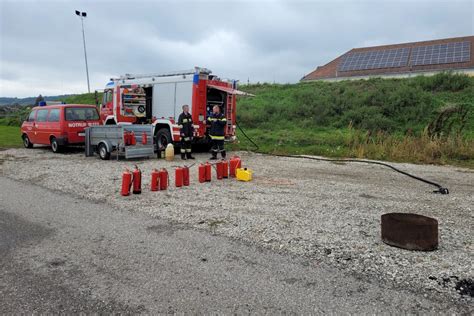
[121,156,243,196]
[123,131,148,146]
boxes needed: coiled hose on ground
[235,121,449,194]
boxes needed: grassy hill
[62,93,101,105]
[238,73,473,136]
[236,73,474,167]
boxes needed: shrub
[415,72,471,92]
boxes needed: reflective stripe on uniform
[183,137,190,141]
[208,118,217,121]
[180,149,185,153]
[185,149,192,153]
[177,125,183,128]
[220,118,227,121]
[210,135,225,140]
[182,118,190,123]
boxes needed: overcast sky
[0,0,473,97]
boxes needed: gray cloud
[1,0,472,97]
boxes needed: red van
[21,104,101,153]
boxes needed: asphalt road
[0,177,468,313]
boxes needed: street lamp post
[75,10,90,93]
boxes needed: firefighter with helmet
[207,105,227,160]
[177,104,195,160]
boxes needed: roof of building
[301,36,474,81]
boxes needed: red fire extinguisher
[222,160,229,178]
[175,167,184,187]
[230,156,241,177]
[121,168,132,196]
[216,161,224,180]
[183,166,190,186]
[124,131,130,146]
[142,131,147,145]
[130,131,137,146]
[205,162,212,182]
[198,164,206,183]
[132,165,141,194]
[159,168,168,190]
[151,168,160,191]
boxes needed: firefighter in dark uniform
[207,105,227,160]
[177,104,195,160]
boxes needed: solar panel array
[410,41,470,66]
[338,48,410,72]
[338,41,471,72]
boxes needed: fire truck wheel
[98,143,111,160]
[155,128,172,149]
[22,134,33,148]
[50,137,61,153]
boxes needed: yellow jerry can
[236,168,253,181]
[165,143,174,161]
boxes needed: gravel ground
[5,177,467,313]
[1,147,473,304]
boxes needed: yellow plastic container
[165,143,174,161]
[236,168,253,181]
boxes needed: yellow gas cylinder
[165,143,174,161]
[236,168,253,181]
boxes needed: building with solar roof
[301,36,474,81]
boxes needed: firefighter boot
[210,152,218,160]
[181,153,187,160]
[186,152,195,160]
[221,150,226,159]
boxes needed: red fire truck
[99,67,249,148]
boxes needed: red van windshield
[65,107,99,121]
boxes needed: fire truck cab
[100,67,248,149]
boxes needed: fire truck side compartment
[102,68,241,142]
[145,87,153,121]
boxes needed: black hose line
[236,120,259,151]
[235,121,449,194]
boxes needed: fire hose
[235,121,449,194]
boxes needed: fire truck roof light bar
[115,67,212,81]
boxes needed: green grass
[232,127,474,168]
[233,127,351,156]
[237,73,474,135]
[61,92,102,105]
[234,72,474,168]
[0,126,22,148]
[0,106,31,126]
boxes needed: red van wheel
[50,137,61,153]
[22,135,33,148]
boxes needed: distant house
[301,36,474,81]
